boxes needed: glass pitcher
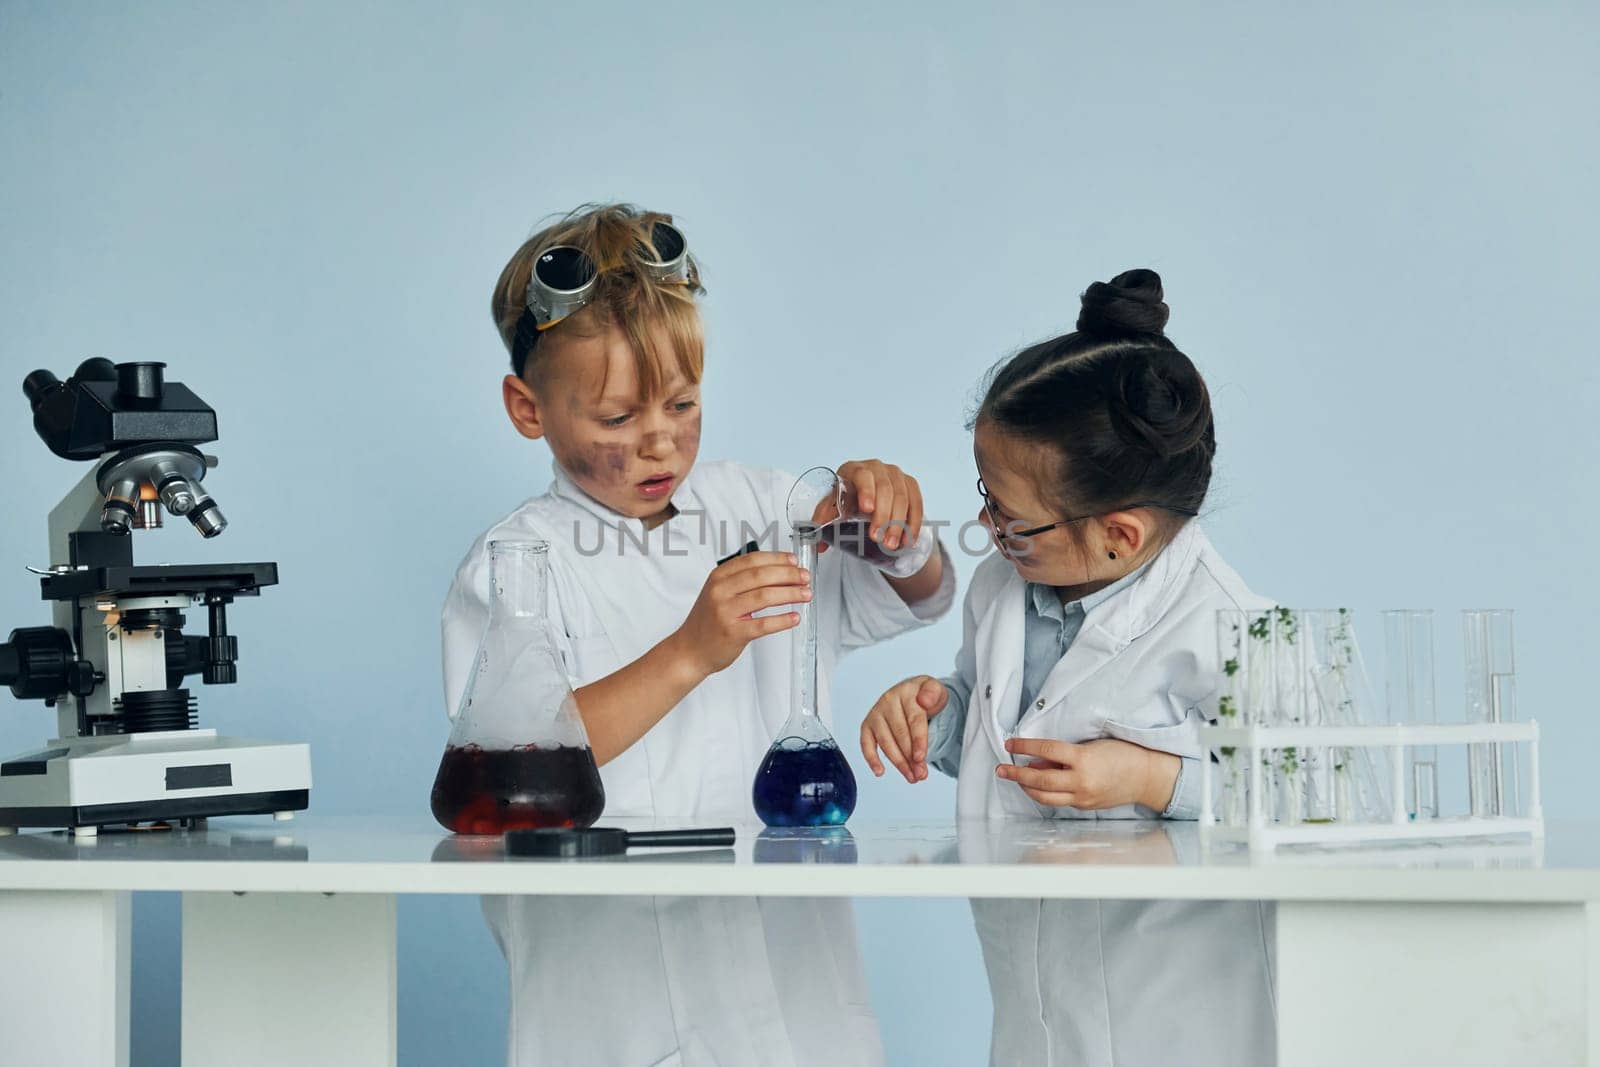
[430,540,605,834]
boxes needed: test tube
[1463,609,1516,818]
[1299,610,1349,822]
[1267,608,1306,825]
[1383,610,1437,819]
[1307,609,1390,822]
[1214,609,1249,826]
[1236,607,1284,823]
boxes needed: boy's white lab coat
[948,522,1276,1067]
[441,460,952,1067]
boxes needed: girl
[862,269,1276,1066]
[441,204,954,1067]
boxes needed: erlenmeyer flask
[752,522,858,826]
[431,540,605,835]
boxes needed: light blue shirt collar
[1027,561,1151,624]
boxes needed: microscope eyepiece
[115,362,166,405]
[74,358,117,382]
[22,359,213,461]
[23,370,61,410]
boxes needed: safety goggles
[525,220,694,331]
[976,476,1197,558]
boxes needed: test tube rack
[1197,720,1543,852]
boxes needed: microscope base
[0,730,312,830]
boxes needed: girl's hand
[861,675,948,782]
[670,552,809,677]
[836,459,923,552]
[998,738,1180,812]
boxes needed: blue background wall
[2,3,1596,1063]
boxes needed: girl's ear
[503,374,546,441]
[1101,510,1152,560]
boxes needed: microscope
[0,359,310,837]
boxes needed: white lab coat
[947,522,1276,1066]
[441,459,953,1067]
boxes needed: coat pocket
[1100,714,1202,759]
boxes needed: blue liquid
[752,738,857,827]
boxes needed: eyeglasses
[525,220,694,331]
[976,476,1198,558]
[972,476,1088,556]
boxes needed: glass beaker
[786,465,897,566]
[430,540,605,835]
[751,522,857,826]
[1463,609,1517,818]
[1383,609,1437,818]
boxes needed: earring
[1108,550,1118,560]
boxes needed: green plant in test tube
[1214,612,1248,826]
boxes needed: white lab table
[0,815,1588,1067]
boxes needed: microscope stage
[39,561,279,601]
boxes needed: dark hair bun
[1109,349,1213,459]
[1077,268,1170,338]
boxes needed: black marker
[716,539,761,566]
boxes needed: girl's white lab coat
[441,460,952,1067]
[946,521,1276,1067]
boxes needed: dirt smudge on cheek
[675,414,702,458]
[559,447,596,481]
[564,441,633,487]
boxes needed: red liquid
[821,518,896,566]
[430,744,605,835]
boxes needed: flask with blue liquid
[751,521,857,827]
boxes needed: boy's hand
[861,675,948,782]
[837,459,923,552]
[671,552,809,677]
[998,738,1180,812]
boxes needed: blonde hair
[491,203,706,396]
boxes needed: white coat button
[985,685,992,700]
[1035,699,1046,709]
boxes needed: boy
[442,204,953,1066]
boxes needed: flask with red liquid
[431,540,604,835]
